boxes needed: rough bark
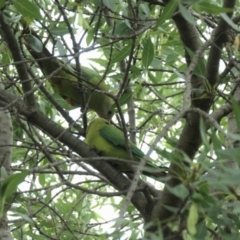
[0,82,14,240]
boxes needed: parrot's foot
[89,147,102,156]
[77,86,88,93]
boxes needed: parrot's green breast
[86,118,145,171]
[86,118,167,179]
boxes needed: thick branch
[0,82,14,240]
[0,13,36,107]
[206,0,236,86]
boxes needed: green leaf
[124,19,132,30]
[187,203,198,235]
[195,221,207,239]
[112,92,133,108]
[24,34,43,53]
[51,93,76,111]
[194,58,206,78]
[148,71,157,84]
[156,0,178,27]
[103,0,115,11]
[216,148,240,161]
[166,184,189,199]
[199,117,209,148]
[142,37,154,69]
[220,13,240,32]
[0,167,8,179]
[39,173,46,187]
[115,23,132,36]
[139,3,150,16]
[88,58,108,67]
[50,27,70,36]
[231,98,240,131]
[0,172,28,199]
[178,4,196,25]
[185,47,206,77]
[111,45,131,63]
[78,10,91,30]
[56,39,68,63]
[7,15,22,23]
[195,2,233,14]
[0,172,28,218]
[14,212,33,223]
[173,69,184,79]
[0,0,5,9]
[86,28,94,46]
[13,0,41,19]
[119,92,133,106]
[211,129,223,150]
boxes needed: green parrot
[23,34,114,120]
[85,118,166,179]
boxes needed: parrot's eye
[108,109,113,116]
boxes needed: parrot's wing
[100,123,144,158]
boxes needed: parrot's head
[97,102,114,120]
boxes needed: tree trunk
[0,81,14,240]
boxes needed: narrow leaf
[179,4,196,25]
[194,58,206,78]
[111,45,131,63]
[103,0,115,11]
[56,39,68,63]
[78,10,91,30]
[216,148,240,161]
[50,27,70,36]
[156,0,178,27]
[13,0,41,19]
[112,92,133,108]
[187,203,198,235]
[231,98,240,131]
[196,2,233,14]
[24,34,43,53]
[220,13,240,32]
[166,184,189,198]
[0,172,28,200]
[0,172,28,218]
[51,93,76,111]
[211,129,223,150]
[142,37,154,69]
[199,117,208,148]
[0,0,5,8]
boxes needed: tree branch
[206,0,236,86]
[0,13,36,107]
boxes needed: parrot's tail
[142,166,168,180]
